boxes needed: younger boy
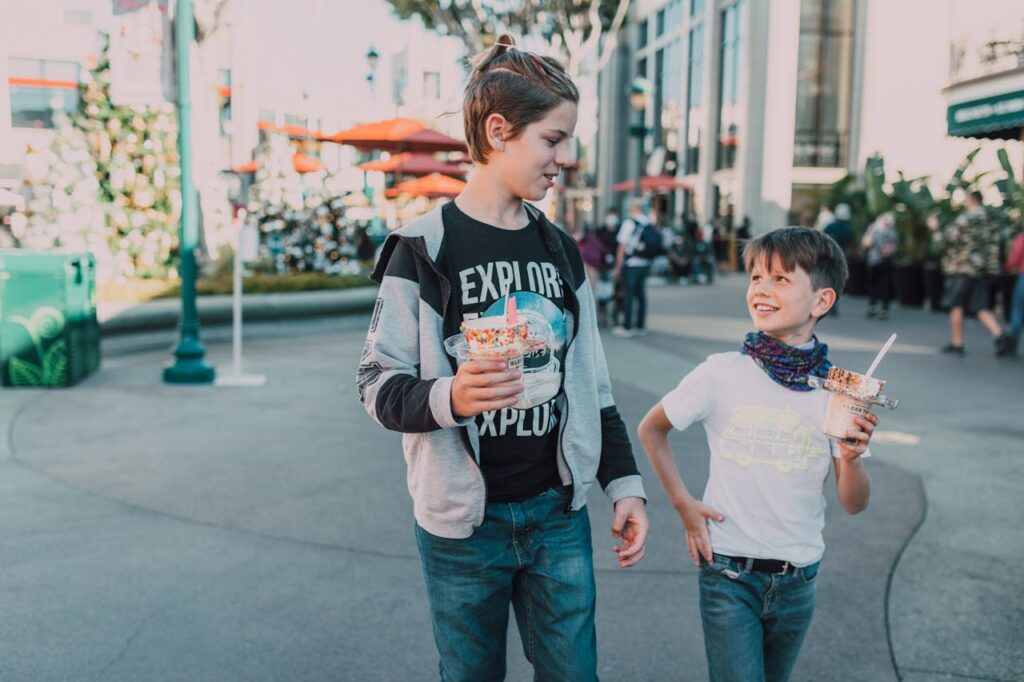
[638,227,877,682]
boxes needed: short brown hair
[463,35,579,164]
[743,227,849,295]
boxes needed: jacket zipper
[557,307,580,514]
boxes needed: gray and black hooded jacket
[356,203,646,539]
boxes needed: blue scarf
[740,332,831,391]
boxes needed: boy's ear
[485,113,508,152]
[813,287,837,318]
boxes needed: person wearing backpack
[614,198,660,337]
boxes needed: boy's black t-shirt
[438,201,567,502]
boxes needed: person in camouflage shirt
[929,191,1008,356]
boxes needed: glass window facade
[716,2,744,170]
[638,19,649,49]
[8,58,79,129]
[684,25,704,174]
[793,0,855,167]
[691,0,705,18]
[666,0,684,29]
[656,38,683,176]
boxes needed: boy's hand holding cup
[835,411,878,461]
[452,360,523,418]
[450,304,528,418]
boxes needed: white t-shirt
[617,219,651,267]
[660,351,870,566]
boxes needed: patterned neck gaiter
[739,331,831,392]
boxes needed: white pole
[216,215,266,387]
[232,232,243,375]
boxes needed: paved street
[1,275,1021,681]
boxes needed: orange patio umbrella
[231,153,325,174]
[359,152,467,176]
[384,172,466,199]
[329,117,467,153]
[611,175,691,193]
[292,152,325,173]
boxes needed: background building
[0,0,459,194]
[597,0,1024,234]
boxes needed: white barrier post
[216,215,266,387]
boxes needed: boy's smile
[746,256,835,346]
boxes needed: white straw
[865,333,897,378]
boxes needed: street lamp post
[629,77,652,198]
[164,0,214,384]
[365,46,379,98]
[364,46,382,233]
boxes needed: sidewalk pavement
[2,274,1020,681]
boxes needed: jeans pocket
[414,522,464,548]
[798,561,821,584]
[701,555,742,580]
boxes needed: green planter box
[0,251,100,387]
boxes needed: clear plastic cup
[808,367,899,443]
[444,311,559,410]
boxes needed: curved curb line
[884,472,928,682]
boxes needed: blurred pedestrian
[736,216,752,272]
[595,208,621,325]
[813,204,835,231]
[862,212,899,320]
[614,198,655,337]
[354,226,377,268]
[598,208,621,256]
[824,203,854,316]
[824,203,855,255]
[356,34,647,682]
[575,223,608,301]
[1001,230,1024,357]
[929,191,1007,356]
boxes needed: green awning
[947,90,1024,140]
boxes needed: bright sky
[242,0,420,126]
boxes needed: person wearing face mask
[598,209,621,264]
[595,208,621,326]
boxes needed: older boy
[638,227,877,682]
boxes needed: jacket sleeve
[356,240,469,433]
[573,248,646,502]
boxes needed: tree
[384,0,631,82]
[18,112,109,270]
[18,39,181,281]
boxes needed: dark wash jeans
[621,264,651,331]
[414,486,597,681]
[699,553,820,682]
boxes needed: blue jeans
[621,264,650,330]
[1008,273,1024,342]
[414,486,597,681]
[699,554,820,682]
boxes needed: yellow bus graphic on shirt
[718,406,820,473]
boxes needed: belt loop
[743,557,754,573]
[781,561,791,575]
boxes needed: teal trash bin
[0,250,101,387]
